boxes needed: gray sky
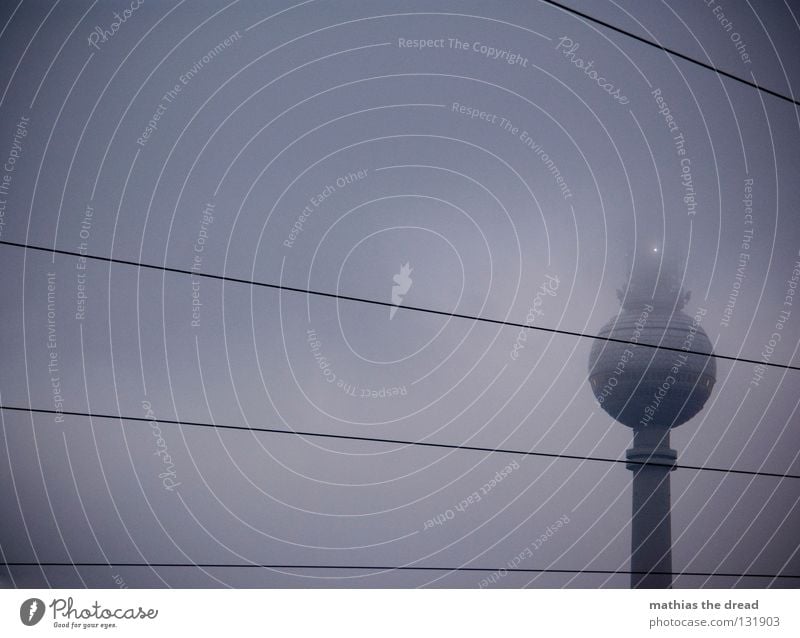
[0,0,799,588]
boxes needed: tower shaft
[626,426,676,588]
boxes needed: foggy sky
[0,0,799,588]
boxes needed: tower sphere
[588,254,716,428]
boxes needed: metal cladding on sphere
[588,253,717,429]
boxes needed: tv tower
[588,249,716,588]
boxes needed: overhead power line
[2,561,798,579]
[2,405,797,480]
[1,239,798,373]
[541,0,800,108]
